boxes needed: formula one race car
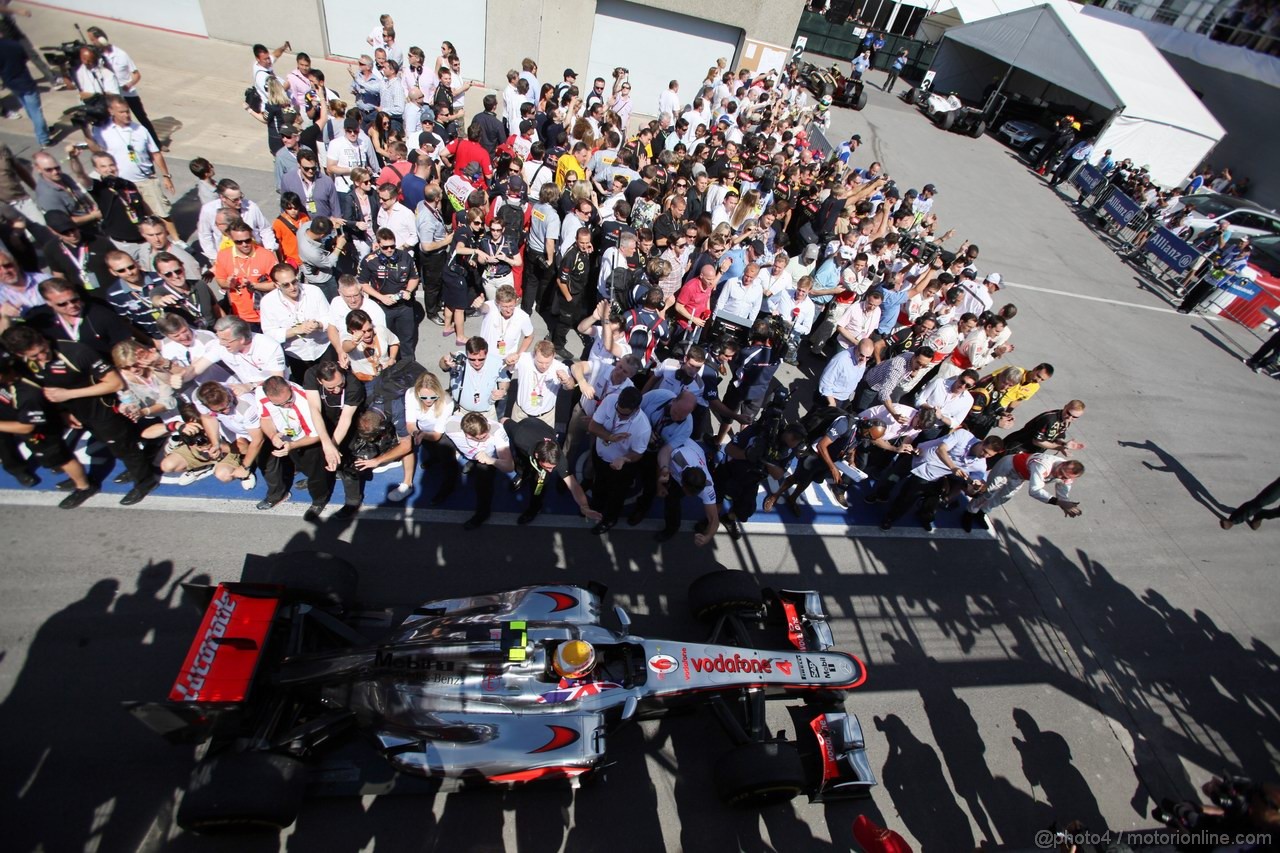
[128,554,876,832]
[796,60,869,110]
[917,91,988,138]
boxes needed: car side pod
[804,710,878,801]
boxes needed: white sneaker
[178,467,215,486]
[240,473,257,491]
[388,483,414,503]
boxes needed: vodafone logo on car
[647,654,679,676]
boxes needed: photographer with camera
[302,359,365,514]
[83,95,176,240]
[715,399,804,539]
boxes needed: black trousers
[1177,279,1218,312]
[424,438,461,497]
[383,301,419,361]
[262,443,332,504]
[420,250,447,316]
[84,409,155,486]
[547,306,580,353]
[1247,330,1280,369]
[125,94,161,148]
[884,474,948,524]
[715,459,765,523]
[1228,475,1280,524]
[629,450,660,517]
[662,487,688,533]
[467,460,498,516]
[523,253,556,315]
[285,345,337,383]
[591,450,637,523]
[869,452,913,500]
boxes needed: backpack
[244,86,262,113]
[494,200,527,244]
[625,308,663,366]
[369,359,426,414]
[800,405,848,443]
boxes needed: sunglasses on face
[51,296,82,308]
[379,243,396,250]
[112,264,137,274]
[419,394,439,402]
[158,268,184,278]
[233,238,253,245]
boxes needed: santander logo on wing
[647,654,679,675]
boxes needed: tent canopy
[917,0,1046,42]
[933,3,1225,184]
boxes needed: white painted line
[1002,280,1223,320]
[0,489,996,541]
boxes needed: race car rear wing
[126,583,283,743]
[770,589,837,652]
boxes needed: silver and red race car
[128,553,876,832]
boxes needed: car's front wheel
[714,741,807,808]
[688,570,762,623]
[177,752,307,833]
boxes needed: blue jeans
[18,89,49,146]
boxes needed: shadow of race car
[128,553,876,832]
[796,60,868,110]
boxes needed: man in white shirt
[255,375,333,516]
[259,265,334,379]
[85,95,175,231]
[196,180,275,259]
[327,275,386,368]
[914,371,978,430]
[250,42,288,107]
[442,411,514,530]
[157,313,233,387]
[195,380,265,491]
[511,341,575,426]
[327,117,375,196]
[185,315,286,392]
[655,437,719,546]
[86,28,161,148]
[955,271,1000,317]
[658,81,681,122]
[341,311,398,382]
[501,70,523,133]
[375,182,417,248]
[588,386,651,534]
[965,453,1084,532]
[716,264,765,323]
[881,429,1004,532]
[478,284,534,368]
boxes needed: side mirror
[621,695,638,721]
[613,604,631,632]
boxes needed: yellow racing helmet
[553,640,597,679]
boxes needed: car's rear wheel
[854,89,868,111]
[938,110,956,131]
[714,741,806,808]
[969,120,987,138]
[177,752,307,833]
[265,550,358,611]
[688,570,761,623]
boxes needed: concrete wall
[198,0,325,58]
[1163,53,1280,210]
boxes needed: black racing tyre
[714,741,806,808]
[688,570,762,623]
[819,78,836,99]
[265,550,358,611]
[854,89,868,111]
[900,87,916,104]
[938,110,956,131]
[177,752,307,833]
[969,120,987,138]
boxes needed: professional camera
[898,234,940,267]
[746,388,790,471]
[614,67,629,77]
[176,429,212,449]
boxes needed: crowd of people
[0,13,1091,544]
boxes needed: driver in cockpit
[552,640,597,683]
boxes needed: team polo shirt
[911,429,987,482]
[442,416,509,461]
[513,352,570,417]
[591,394,651,464]
[668,438,717,505]
[640,389,694,450]
[196,390,261,441]
[479,303,534,360]
[255,381,318,442]
[206,334,286,385]
[259,285,332,361]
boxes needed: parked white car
[1178,193,1280,241]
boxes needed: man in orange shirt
[213,219,277,329]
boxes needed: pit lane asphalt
[2,47,1279,852]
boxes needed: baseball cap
[279,125,298,137]
[564,68,577,78]
[802,244,820,262]
[418,130,441,149]
[985,272,1002,287]
[850,134,863,143]
[839,246,856,260]
[748,239,766,255]
[884,186,901,199]
[518,119,535,134]
[506,175,526,195]
[922,183,937,194]
[44,210,77,234]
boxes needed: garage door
[322,0,486,71]
[588,0,741,121]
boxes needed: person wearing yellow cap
[553,639,596,680]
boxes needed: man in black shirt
[303,359,366,515]
[506,417,598,525]
[470,94,505,155]
[67,149,146,248]
[1001,400,1085,455]
[39,210,115,292]
[1,326,158,503]
[357,228,420,360]
[549,227,593,362]
[0,349,97,507]
[26,277,135,358]
[148,251,219,330]
[715,420,804,537]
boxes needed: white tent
[916,0,1048,43]
[931,3,1226,186]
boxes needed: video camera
[898,234,940,267]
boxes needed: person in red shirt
[673,263,716,339]
[446,122,492,183]
[213,220,277,327]
[375,140,412,199]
